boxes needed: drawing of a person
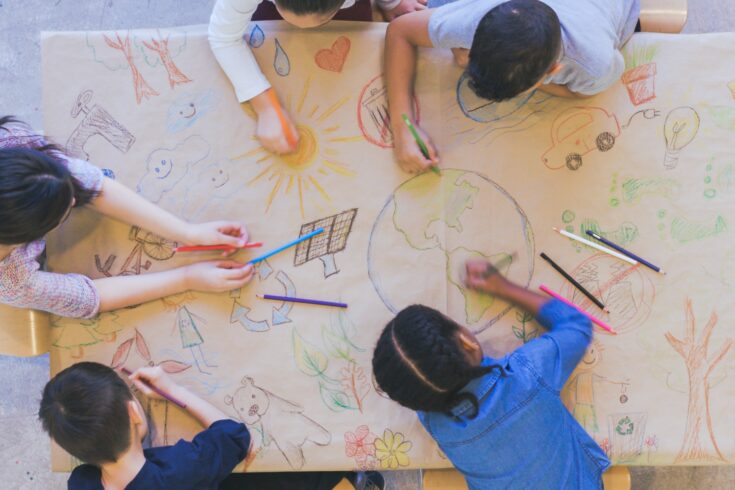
[174,306,217,375]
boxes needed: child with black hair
[0,117,255,318]
[208,0,426,155]
[385,0,640,172]
[40,362,385,490]
[372,260,610,489]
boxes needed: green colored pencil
[401,113,441,175]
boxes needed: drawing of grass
[624,43,658,70]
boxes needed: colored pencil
[175,242,263,253]
[248,228,324,265]
[120,367,187,408]
[539,284,617,335]
[258,294,348,308]
[540,252,608,312]
[553,228,637,265]
[401,113,441,175]
[585,230,665,274]
[267,88,298,149]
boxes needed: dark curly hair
[0,116,98,245]
[372,305,495,418]
[39,362,135,465]
[467,0,562,101]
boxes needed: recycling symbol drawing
[229,259,296,332]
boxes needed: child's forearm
[94,267,190,312]
[91,178,191,243]
[171,385,230,428]
[493,281,549,318]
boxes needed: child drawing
[225,376,331,469]
[174,306,217,375]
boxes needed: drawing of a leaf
[135,329,151,362]
[293,330,328,377]
[331,310,363,352]
[511,326,523,340]
[319,381,352,412]
[322,324,351,360]
[158,360,191,373]
[111,338,134,368]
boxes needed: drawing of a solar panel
[294,208,358,278]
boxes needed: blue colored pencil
[248,228,324,265]
[585,230,665,274]
[258,294,347,308]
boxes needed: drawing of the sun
[233,77,360,218]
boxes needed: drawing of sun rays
[232,77,360,218]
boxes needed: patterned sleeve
[0,243,100,319]
[65,157,105,193]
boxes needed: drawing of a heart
[315,36,351,73]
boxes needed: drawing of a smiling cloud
[137,135,210,203]
[166,90,218,133]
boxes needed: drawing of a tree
[664,298,732,463]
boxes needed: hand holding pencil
[395,114,440,174]
[183,221,250,257]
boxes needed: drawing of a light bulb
[663,106,700,169]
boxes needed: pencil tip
[603,307,611,313]
[660,270,667,275]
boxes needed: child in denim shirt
[373,260,610,489]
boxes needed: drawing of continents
[368,169,534,333]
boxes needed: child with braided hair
[372,259,610,489]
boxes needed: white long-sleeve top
[208,0,400,102]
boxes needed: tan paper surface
[42,23,735,470]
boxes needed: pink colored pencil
[120,367,188,408]
[538,284,617,335]
[175,242,263,253]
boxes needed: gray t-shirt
[427,0,640,95]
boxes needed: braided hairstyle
[0,116,98,245]
[372,305,495,418]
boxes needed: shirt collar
[449,355,507,418]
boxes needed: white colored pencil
[552,228,638,265]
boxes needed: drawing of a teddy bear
[225,377,331,469]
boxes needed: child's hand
[130,366,178,400]
[186,221,249,256]
[394,124,439,173]
[465,259,509,296]
[256,105,299,155]
[185,261,255,292]
[382,0,428,21]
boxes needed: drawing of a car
[541,106,621,171]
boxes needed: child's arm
[130,366,230,427]
[385,10,440,173]
[95,261,253,313]
[208,0,298,155]
[91,177,248,251]
[465,260,592,390]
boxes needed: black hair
[467,0,562,101]
[372,305,495,418]
[0,116,98,245]
[38,362,134,466]
[274,0,342,15]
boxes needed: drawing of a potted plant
[621,43,658,106]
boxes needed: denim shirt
[418,300,610,490]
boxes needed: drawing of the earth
[368,169,535,333]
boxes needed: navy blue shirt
[68,419,250,490]
[418,300,610,490]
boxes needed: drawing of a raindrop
[274,38,291,77]
[249,25,265,48]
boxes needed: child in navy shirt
[40,362,383,490]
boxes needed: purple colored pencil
[120,367,187,408]
[258,294,347,308]
[585,230,665,274]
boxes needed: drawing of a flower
[599,437,611,455]
[344,425,377,469]
[374,429,412,469]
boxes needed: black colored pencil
[540,252,608,312]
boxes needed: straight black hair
[0,116,98,245]
[39,362,134,466]
[467,0,562,101]
[372,305,495,418]
[274,0,343,15]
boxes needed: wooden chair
[421,466,631,490]
[0,304,50,356]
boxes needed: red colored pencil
[120,367,187,408]
[174,242,263,253]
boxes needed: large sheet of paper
[43,23,735,470]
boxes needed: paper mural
[41,24,735,470]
